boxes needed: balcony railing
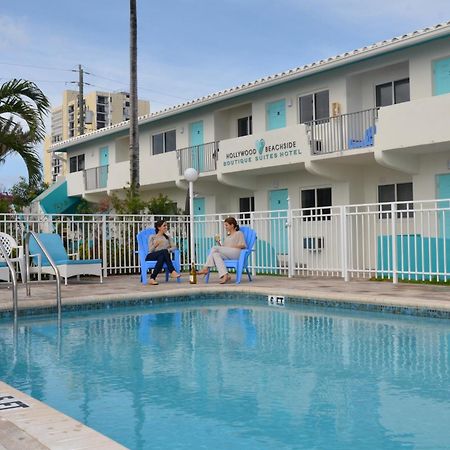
[306,108,378,155]
[177,141,219,176]
[84,165,108,190]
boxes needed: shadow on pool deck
[0,273,449,313]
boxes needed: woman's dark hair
[224,217,239,231]
[154,220,170,241]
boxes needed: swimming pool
[1,296,450,449]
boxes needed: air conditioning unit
[303,237,324,251]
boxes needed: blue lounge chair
[29,233,102,285]
[348,125,376,149]
[136,229,181,285]
[205,226,257,284]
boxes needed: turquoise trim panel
[433,57,450,96]
[189,121,204,172]
[266,99,286,130]
[269,189,288,254]
[377,235,450,281]
[437,173,450,239]
[40,181,80,214]
[193,197,206,262]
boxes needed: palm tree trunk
[129,0,139,188]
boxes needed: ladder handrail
[0,241,18,320]
[24,231,62,316]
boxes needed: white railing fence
[0,198,448,283]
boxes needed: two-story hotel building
[50,22,450,220]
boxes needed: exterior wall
[376,93,450,151]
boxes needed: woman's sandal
[149,279,159,285]
[219,274,231,284]
[197,268,209,277]
[170,271,181,279]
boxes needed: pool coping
[0,381,126,450]
[1,284,450,320]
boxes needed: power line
[88,71,190,101]
[0,78,68,84]
[87,82,175,107]
[0,62,73,72]
[0,61,196,105]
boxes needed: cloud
[0,15,29,50]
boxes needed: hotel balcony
[84,165,108,191]
[177,141,219,176]
[306,108,378,155]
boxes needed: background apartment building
[43,90,150,184]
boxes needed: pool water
[1,298,450,449]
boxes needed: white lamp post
[184,168,199,268]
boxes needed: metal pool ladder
[24,231,62,316]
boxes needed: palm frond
[0,79,49,184]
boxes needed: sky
[0,0,449,190]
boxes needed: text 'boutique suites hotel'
[50,22,450,218]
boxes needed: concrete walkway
[0,273,449,313]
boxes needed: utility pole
[71,65,90,136]
[78,64,85,135]
[129,0,139,188]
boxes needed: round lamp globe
[184,167,199,182]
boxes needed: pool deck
[0,273,449,449]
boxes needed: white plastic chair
[0,232,25,283]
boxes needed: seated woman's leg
[198,246,220,274]
[145,250,166,280]
[213,247,242,282]
[161,249,180,278]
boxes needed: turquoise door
[99,146,109,188]
[433,58,450,96]
[269,189,288,255]
[437,174,450,238]
[193,197,207,264]
[189,121,204,172]
[266,99,286,130]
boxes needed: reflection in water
[0,302,450,450]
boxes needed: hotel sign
[223,137,302,168]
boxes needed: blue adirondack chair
[348,125,376,149]
[205,226,257,284]
[28,233,102,285]
[136,229,181,285]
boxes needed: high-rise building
[43,90,150,184]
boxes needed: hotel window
[69,154,85,173]
[376,78,410,107]
[299,90,329,123]
[239,196,255,224]
[378,182,413,218]
[237,116,252,137]
[152,130,176,155]
[301,187,332,221]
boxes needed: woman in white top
[146,220,181,285]
[198,217,246,284]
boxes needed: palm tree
[0,79,50,185]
